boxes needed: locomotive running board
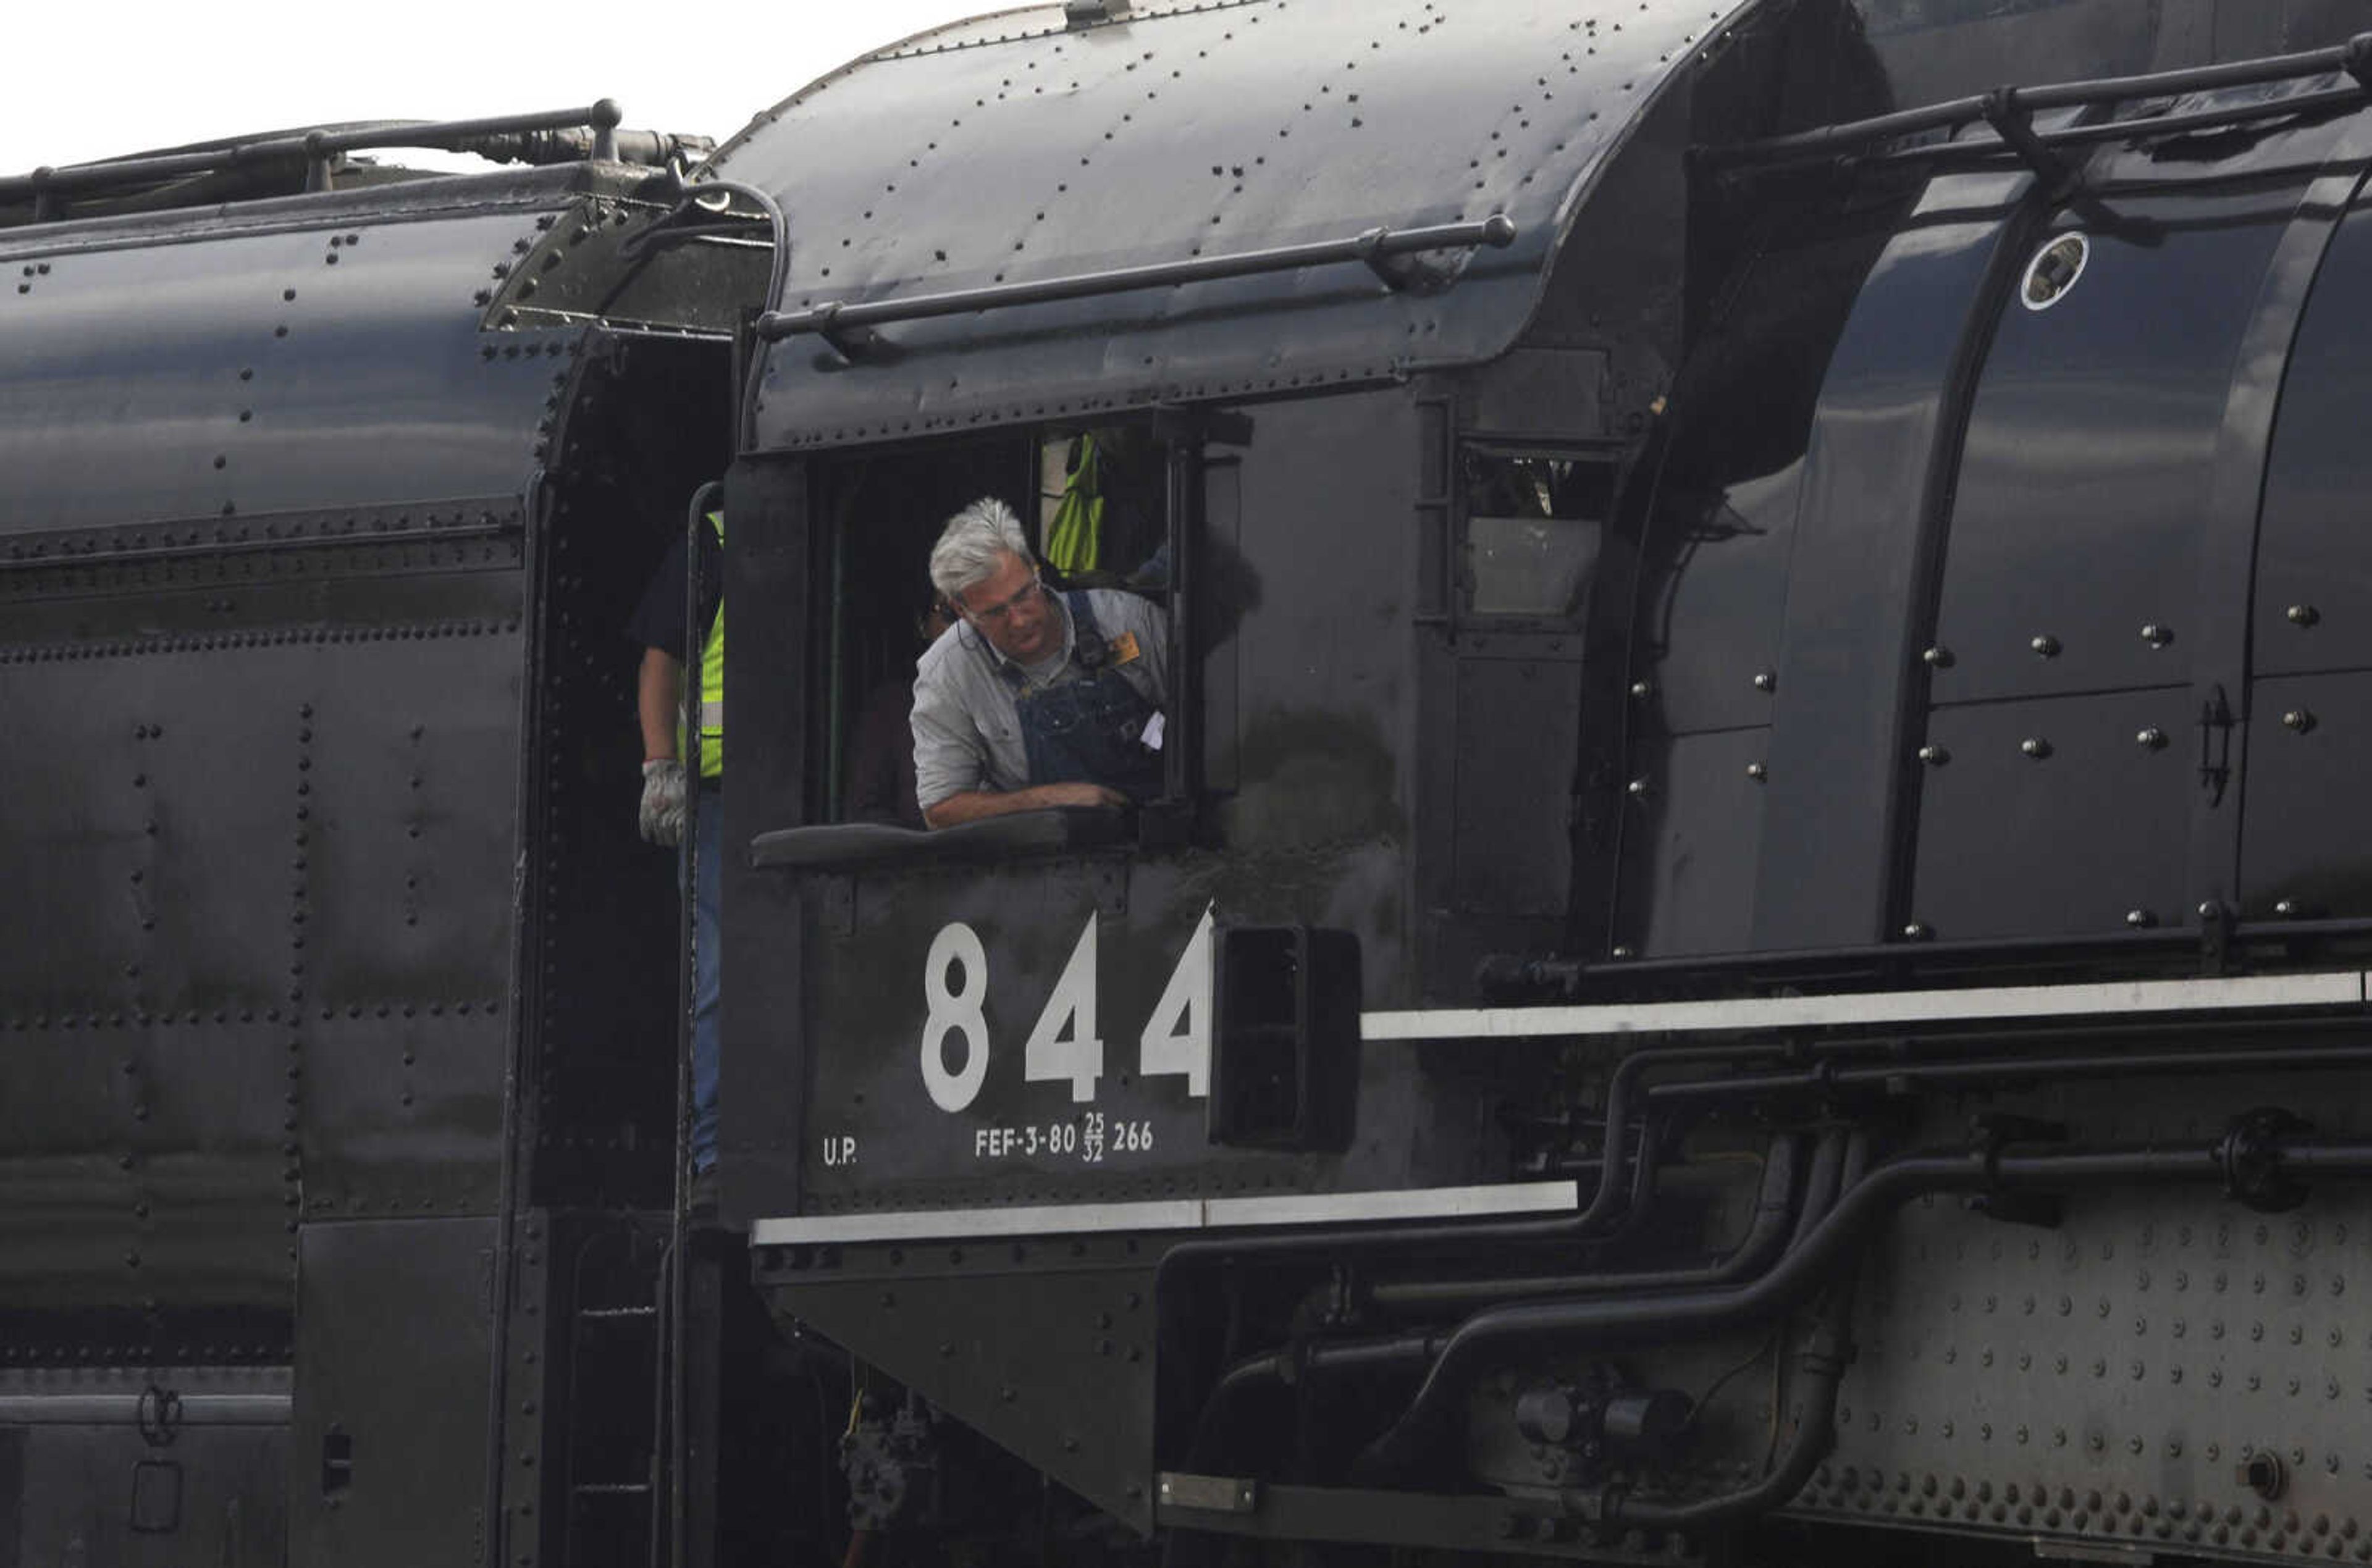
[753,1179,1577,1246]
[1360,968,2368,1041]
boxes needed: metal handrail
[0,100,704,212]
[1714,31,2372,172]
[756,214,1520,359]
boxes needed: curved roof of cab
[705,0,1750,452]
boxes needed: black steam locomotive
[15,1,2372,1564]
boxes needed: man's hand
[639,759,688,846]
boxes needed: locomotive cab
[709,0,2372,1561]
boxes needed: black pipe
[1597,1286,1856,1531]
[1148,1044,1770,1291]
[1366,1131,1827,1314]
[1349,1127,2372,1485]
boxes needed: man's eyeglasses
[961,572,1049,627]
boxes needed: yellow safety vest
[677,509,725,778]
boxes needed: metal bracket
[2346,32,2372,91]
[1150,404,1255,448]
[1981,88,2082,199]
[807,303,883,366]
[2197,683,2234,806]
[1066,0,1132,25]
[135,1383,182,1448]
[1159,1472,1260,1514]
[1968,1112,2069,1227]
[2219,1107,2311,1214]
[2198,899,2234,976]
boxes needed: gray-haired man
[911,497,1171,828]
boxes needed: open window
[754,417,1199,871]
[1458,446,1616,624]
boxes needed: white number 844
[919,905,1214,1113]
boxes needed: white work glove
[639,759,688,847]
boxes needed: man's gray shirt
[911,589,1171,810]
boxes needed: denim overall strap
[1010,592,1165,801]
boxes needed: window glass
[1461,452,1611,618]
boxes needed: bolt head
[2289,604,2321,627]
[2127,908,2156,929]
[2031,634,2061,657]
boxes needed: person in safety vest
[912,497,1169,829]
[628,507,724,1191]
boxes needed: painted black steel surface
[713,0,1743,449]
[0,204,574,537]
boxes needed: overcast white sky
[5,1,1012,174]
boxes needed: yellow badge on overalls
[1108,631,1142,666]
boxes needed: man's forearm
[637,648,683,761]
[922,782,1123,829]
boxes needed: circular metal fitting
[2030,634,2062,658]
[2021,737,2053,760]
[2021,232,2092,312]
[2142,623,2174,648]
[1628,680,1653,700]
[2275,899,2300,918]
[1922,645,1955,668]
[1752,669,1777,693]
[2127,909,2158,929]
[2137,727,2168,750]
[1626,778,1651,799]
[1918,745,1951,766]
[1901,921,1932,941]
[2288,604,2321,628]
[2283,709,2318,734]
[1746,762,1768,782]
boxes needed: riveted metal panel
[7,1423,285,1566]
[1615,726,1769,959]
[1928,183,2308,706]
[1753,172,2027,951]
[302,629,521,1006]
[1626,170,1930,743]
[1450,657,1580,919]
[2255,198,2372,680]
[288,1218,496,1568]
[1806,1073,2372,1560]
[717,0,1747,448]
[1908,689,2195,941]
[2240,671,2372,922]
[0,209,571,537]
[759,1241,1161,1535]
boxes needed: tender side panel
[0,208,568,537]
